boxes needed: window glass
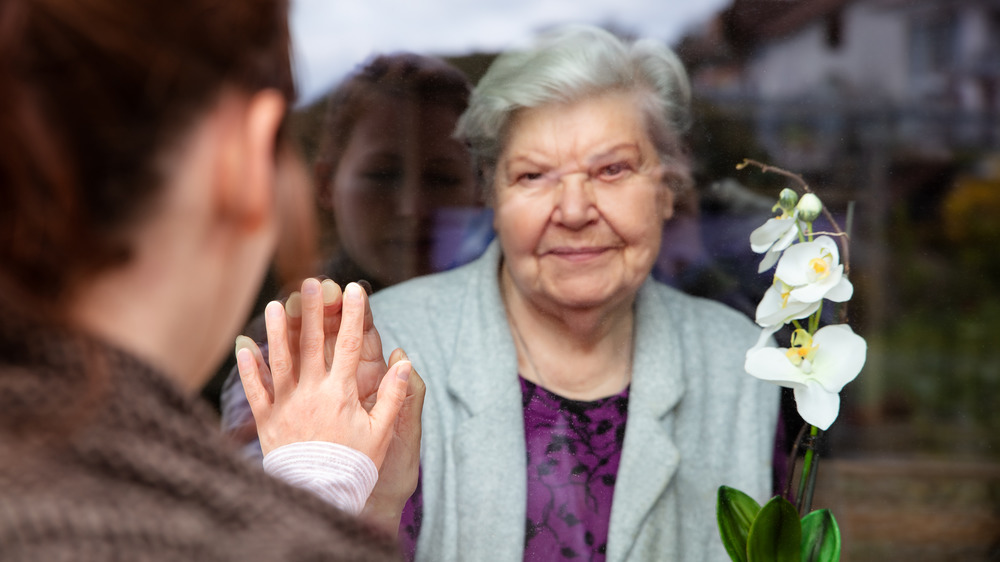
[212,2,1000,559]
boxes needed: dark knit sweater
[0,319,400,561]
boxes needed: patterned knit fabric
[0,318,401,561]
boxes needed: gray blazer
[371,241,779,562]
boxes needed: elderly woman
[0,0,419,558]
[372,26,778,561]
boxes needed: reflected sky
[290,0,729,104]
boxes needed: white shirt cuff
[263,441,378,515]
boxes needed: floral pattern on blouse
[397,377,629,562]
[521,376,629,561]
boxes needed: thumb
[367,360,412,464]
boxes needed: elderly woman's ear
[656,166,681,222]
[660,185,676,221]
[658,155,695,222]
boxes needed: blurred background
[208,0,1000,559]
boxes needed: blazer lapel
[607,281,686,562]
[447,243,528,561]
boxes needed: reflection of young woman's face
[331,92,476,286]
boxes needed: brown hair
[0,0,295,327]
[313,53,471,204]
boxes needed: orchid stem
[809,305,822,335]
[783,422,810,501]
[802,440,821,514]
[795,425,821,515]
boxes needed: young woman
[0,0,418,558]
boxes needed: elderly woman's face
[493,91,674,314]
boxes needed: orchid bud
[796,193,823,223]
[777,188,799,214]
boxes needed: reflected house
[700,0,1000,167]
[678,2,1000,560]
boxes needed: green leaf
[801,509,841,562]
[746,495,801,562]
[716,486,761,562]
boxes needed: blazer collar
[446,242,527,559]
[446,241,520,415]
[446,252,685,421]
[607,279,686,562]
[445,246,687,561]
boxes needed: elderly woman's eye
[597,161,632,180]
[516,172,545,184]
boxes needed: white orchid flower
[754,235,853,327]
[755,281,822,328]
[749,213,801,273]
[777,236,852,303]
[745,324,867,430]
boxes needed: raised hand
[236,278,409,468]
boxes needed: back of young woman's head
[0,0,294,326]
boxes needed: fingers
[321,279,344,369]
[403,365,426,419]
[297,278,328,385]
[297,277,348,381]
[329,282,366,391]
[367,359,412,467]
[235,336,271,424]
[387,347,407,368]
[393,349,425,451]
[264,300,297,398]
[359,282,385,363]
[283,291,302,373]
[389,348,425,407]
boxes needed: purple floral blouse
[399,376,629,561]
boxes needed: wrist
[362,495,404,537]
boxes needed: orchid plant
[716,160,866,562]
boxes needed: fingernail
[399,348,409,360]
[396,360,411,382]
[236,347,254,371]
[344,282,363,304]
[235,335,255,359]
[321,279,339,305]
[302,277,320,296]
[285,292,301,318]
[265,301,284,320]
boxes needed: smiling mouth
[545,246,612,261]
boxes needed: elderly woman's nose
[552,174,597,228]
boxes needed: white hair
[455,24,693,189]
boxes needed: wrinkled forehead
[498,92,657,163]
